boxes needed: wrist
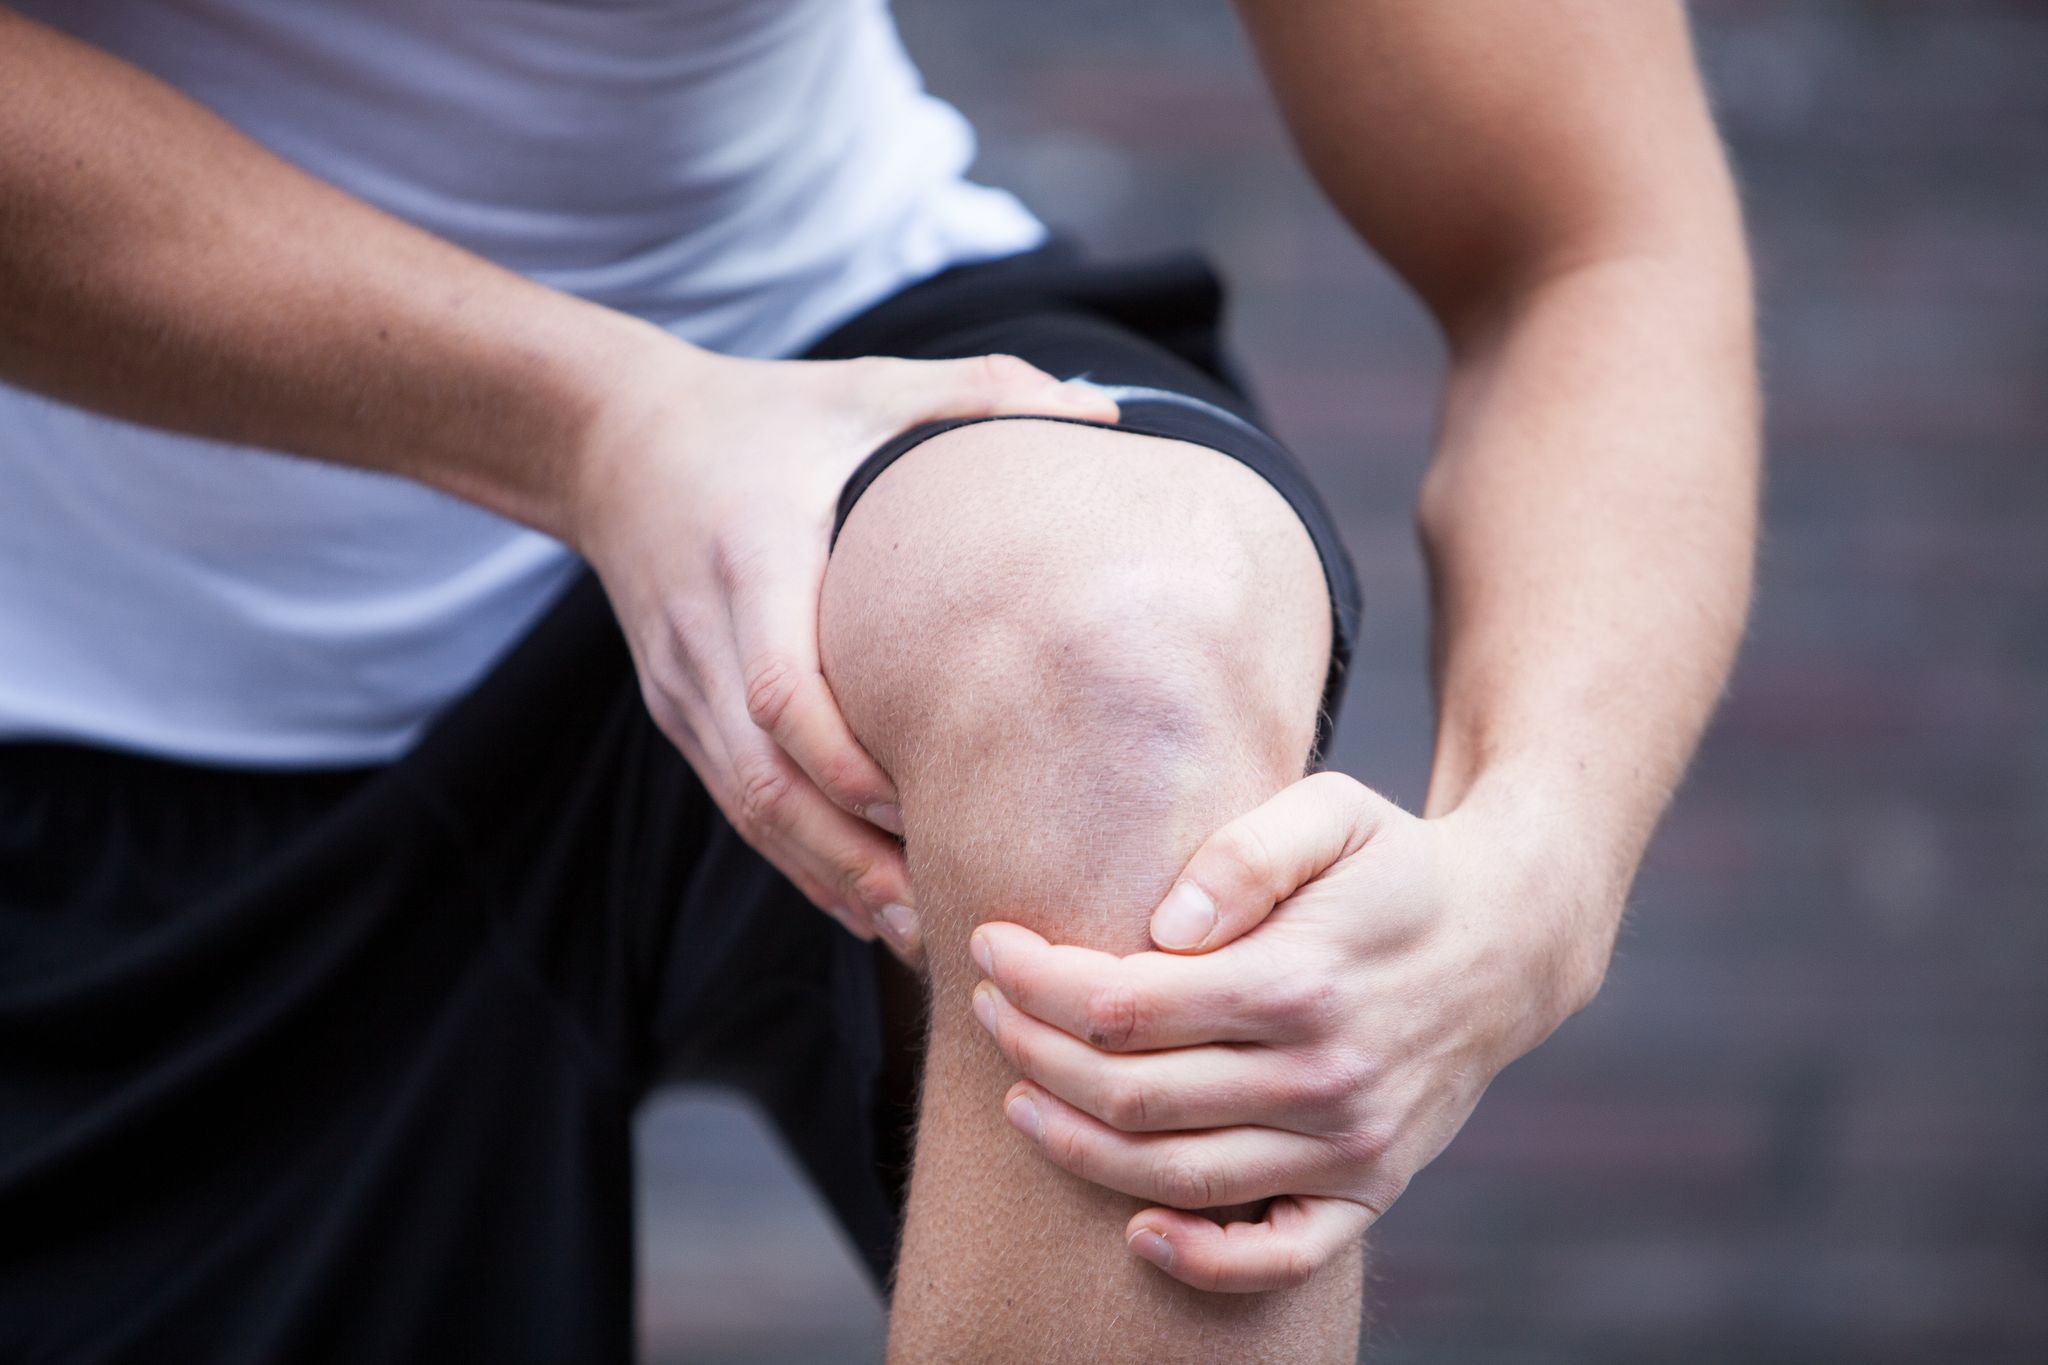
[552,314,717,555]
[1431,766,1632,1022]
[390,294,690,547]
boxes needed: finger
[876,353,1121,428]
[1126,1196,1379,1293]
[683,608,918,958]
[776,829,922,969]
[721,540,903,835]
[710,757,872,944]
[1003,1082,1344,1210]
[970,922,1301,1051]
[637,636,910,958]
[722,732,914,945]
[873,900,922,966]
[699,755,884,953]
[1150,771,1398,953]
[973,984,1334,1134]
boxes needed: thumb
[882,353,1119,428]
[1150,771,1394,953]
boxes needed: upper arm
[1231,0,1746,330]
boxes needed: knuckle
[1276,1242,1320,1290]
[809,749,867,805]
[1042,1118,1091,1174]
[1271,973,1342,1034]
[1155,1151,1219,1211]
[657,596,720,657]
[1300,1050,1375,1115]
[1103,1078,1158,1133]
[1192,1254,1238,1295]
[1080,980,1144,1051]
[1332,1118,1399,1170]
[1209,824,1278,898]
[731,751,795,838]
[741,652,804,733]
[976,351,1036,391]
[709,535,768,596]
[636,675,686,745]
[836,853,892,911]
[1003,1027,1037,1078]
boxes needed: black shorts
[0,243,1361,1363]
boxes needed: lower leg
[821,420,1359,1363]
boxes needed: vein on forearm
[1417,253,1760,888]
[0,9,653,539]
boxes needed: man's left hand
[968,770,1613,1293]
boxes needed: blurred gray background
[637,2,2048,1360]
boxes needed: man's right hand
[567,348,1117,964]
[0,10,1119,965]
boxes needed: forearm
[1417,251,1759,990]
[0,9,666,540]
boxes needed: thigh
[393,571,913,1288]
[0,576,911,1365]
[0,719,650,1360]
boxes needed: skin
[822,419,1358,1360]
[956,0,1760,1292]
[0,0,1758,1352]
[0,6,1115,956]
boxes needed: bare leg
[821,420,1359,1363]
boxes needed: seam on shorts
[383,763,638,1101]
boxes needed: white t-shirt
[0,0,1046,766]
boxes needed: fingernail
[868,802,904,837]
[878,902,919,955]
[1005,1092,1042,1141]
[971,984,997,1036]
[1128,1228,1174,1270]
[969,929,994,977]
[1151,881,1216,950]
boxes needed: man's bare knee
[820,417,1332,956]
[822,422,1328,779]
